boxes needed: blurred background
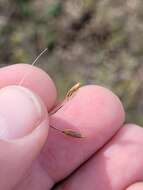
[0,0,143,125]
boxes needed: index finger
[43,85,125,183]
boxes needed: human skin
[0,64,142,190]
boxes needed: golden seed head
[66,82,81,99]
[63,129,84,138]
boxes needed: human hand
[0,64,142,190]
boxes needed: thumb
[0,85,49,189]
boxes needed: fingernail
[0,85,48,139]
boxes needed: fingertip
[0,85,49,140]
[56,84,125,136]
[80,85,125,126]
[0,64,57,110]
